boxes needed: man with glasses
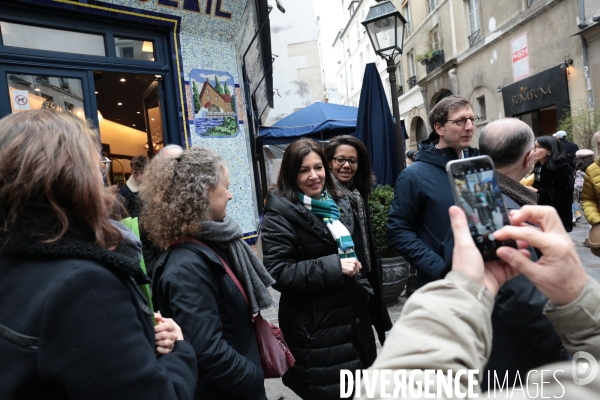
[387,96,480,287]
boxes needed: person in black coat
[533,136,575,232]
[324,135,393,366]
[117,154,149,218]
[141,146,275,400]
[0,109,197,400]
[261,138,366,400]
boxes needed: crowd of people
[0,102,599,400]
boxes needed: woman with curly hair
[324,135,392,368]
[261,138,365,399]
[533,135,575,232]
[0,109,196,400]
[140,146,274,400]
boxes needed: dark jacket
[387,131,479,286]
[533,159,574,232]
[482,193,568,389]
[118,183,141,218]
[0,235,197,400]
[261,191,363,400]
[152,241,266,400]
[559,138,579,157]
[347,189,393,347]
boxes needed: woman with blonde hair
[141,146,274,400]
[0,109,197,400]
[581,131,600,232]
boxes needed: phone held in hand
[446,155,517,261]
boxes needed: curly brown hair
[0,109,121,248]
[139,146,225,249]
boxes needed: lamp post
[362,0,407,172]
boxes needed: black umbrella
[355,63,400,187]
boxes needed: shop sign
[502,65,569,119]
[137,0,233,19]
[511,33,530,82]
[511,85,552,105]
[190,69,239,137]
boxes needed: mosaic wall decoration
[27,0,261,237]
[189,69,239,138]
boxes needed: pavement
[263,214,600,400]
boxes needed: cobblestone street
[264,216,600,399]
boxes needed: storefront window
[7,73,84,116]
[0,21,105,56]
[114,37,155,61]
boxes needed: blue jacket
[386,132,479,286]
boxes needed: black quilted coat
[533,158,574,232]
[261,191,365,400]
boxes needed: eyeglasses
[446,116,480,127]
[100,157,112,177]
[333,156,357,166]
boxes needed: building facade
[398,0,591,148]
[264,0,324,125]
[0,0,276,242]
[320,0,597,151]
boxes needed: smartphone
[446,155,517,261]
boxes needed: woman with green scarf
[261,138,369,400]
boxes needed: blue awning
[258,102,358,144]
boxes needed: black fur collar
[1,236,149,284]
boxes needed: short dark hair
[479,119,534,169]
[324,135,376,197]
[428,95,471,129]
[275,138,341,202]
[130,155,149,171]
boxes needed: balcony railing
[425,50,445,75]
[469,29,481,47]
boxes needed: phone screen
[446,155,517,261]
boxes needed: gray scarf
[333,176,371,273]
[198,216,274,313]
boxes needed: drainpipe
[579,0,594,108]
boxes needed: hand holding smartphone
[446,155,518,261]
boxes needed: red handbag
[175,238,295,378]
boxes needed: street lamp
[362,0,407,172]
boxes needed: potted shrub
[368,185,411,305]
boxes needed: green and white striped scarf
[298,190,357,259]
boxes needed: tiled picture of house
[190,69,239,137]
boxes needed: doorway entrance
[518,105,558,137]
[94,71,165,187]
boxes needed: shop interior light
[142,41,153,53]
[117,102,122,106]
[120,78,126,82]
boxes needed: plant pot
[381,256,410,306]
[419,58,429,65]
[405,265,419,298]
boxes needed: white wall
[264,0,325,125]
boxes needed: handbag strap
[170,238,252,311]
